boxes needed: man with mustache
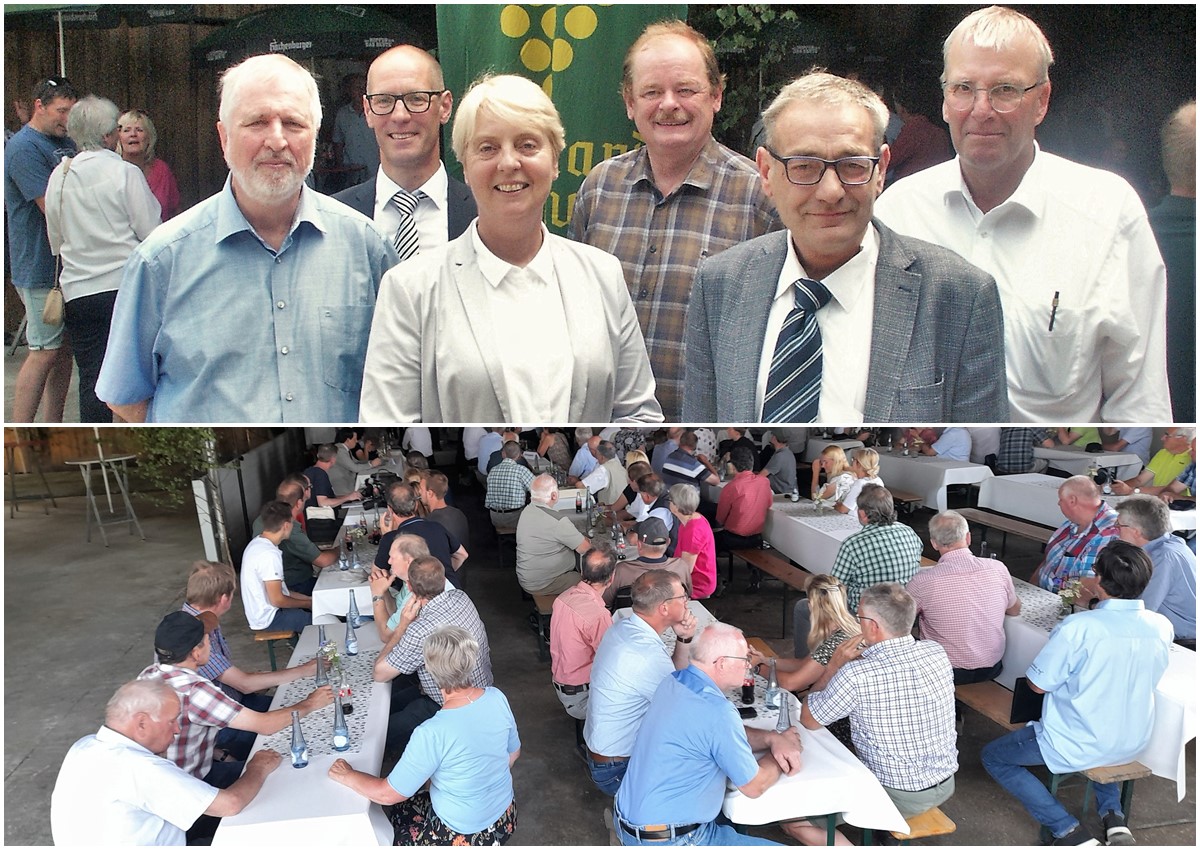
[569,20,780,421]
[684,71,1009,422]
[96,54,397,422]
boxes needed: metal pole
[56,11,66,76]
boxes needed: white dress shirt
[473,222,573,420]
[372,162,450,254]
[755,225,879,423]
[876,146,1170,422]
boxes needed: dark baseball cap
[636,516,670,546]
[154,611,215,664]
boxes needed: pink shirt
[716,470,773,536]
[677,513,717,599]
[550,581,612,686]
[906,547,1018,670]
[144,157,180,220]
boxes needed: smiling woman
[359,73,663,424]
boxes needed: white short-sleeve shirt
[240,535,288,630]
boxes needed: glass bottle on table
[764,658,780,709]
[315,652,329,687]
[289,710,309,768]
[332,694,350,752]
[344,611,359,656]
[348,590,361,630]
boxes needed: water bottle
[315,652,329,687]
[338,549,349,571]
[289,710,309,768]
[318,625,328,648]
[1086,459,1099,481]
[344,614,358,656]
[789,488,800,503]
[348,591,361,629]
[332,694,350,752]
[764,658,780,709]
[979,540,991,559]
[776,688,792,732]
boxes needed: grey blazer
[683,222,1009,422]
[359,232,663,424]
[332,172,476,241]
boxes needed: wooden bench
[889,488,925,514]
[495,527,517,570]
[731,549,812,638]
[955,680,1021,732]
[891,806,957,844]
[919,556,937,568]
[254,629,297,671]
[530,593,557,662]
[746,636,779,659]
[958,507,1054,556]
[1042,762,1152,843]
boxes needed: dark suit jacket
[332,171,476,241]
[683,221,1010,423]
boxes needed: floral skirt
[387,792,516,846]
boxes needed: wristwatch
[1133,488,1141,494]
[371,594,386,603]
[676,635,693,644]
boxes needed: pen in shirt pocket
[1048,290,1060,332]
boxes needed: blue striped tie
[390,189,425,260]
[762,277,833,422]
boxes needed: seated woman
[811,445,855,504]
[359,74,662,423]
[117,109,180,219]
[329,625,519,846]
[669,484,717,599]
[835,448,884,515]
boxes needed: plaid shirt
[1177,462,1196,493]
[182,602,232,684]
[808,635,957,791]
[996,428,1052,473]
[550,581,613,686]
[1033,503,1119,591]
[485,459,534,511]
[832,521,924,612]
[569,137,780,419]
[137,663,242,778]
[384,590,493,704]
[907,548,1018,670]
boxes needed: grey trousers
[792,599,812,659]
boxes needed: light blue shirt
[931,428,972,461]
[96,178,397,421]
[584,612,674,757]
[1141,534,1196,639]
[1119,428,1154,467]
[651,439,677,475]
[477,432,503,476]
[570,444,598,479]
[616,665,758,826]
[1029,598,1172,774]
[387,687,518,834]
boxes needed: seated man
[603,517,692,606]
[550,548,617,738]
[573,440,628,506]
[1100,427,1153,468]
[800,583,957,843]
[419,470,469,549]
[584,570,697,796]
[1111,430,1195,497]
[485,440,534,531]
[660,430,720,492]
[613,623,802,847]
[793,484,923,656]
[485,429,530,473]
[717,428,758,468]
[475,428,505,479]
[569,427,599,479]
[240,501,314,634]
[996,428,1054,475]
[138,612,331,786]
[1114,496,1196,643]
[50,679,281,845]
[368,534,429,642]
[304,444,364,511]
[634,473,678,555]
[373,556,493,752]
[375,480,467,590]
[252,475,338,595]
[650,427,683,475]
[330,427,383,495]
[758,431,798,496]
[982,543,1172,845]
[1030,476,1118,592]
[907,511,1021,683]
[909,427,972,461]
[714,446,773,551]
[516,474,591,597]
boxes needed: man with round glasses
[684,70,1008,422]
[334,45,476,257]
[877,5,1172,423]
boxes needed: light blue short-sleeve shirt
[96,179,397,422]
[584,613,674,756]
[1028,598,1172,774]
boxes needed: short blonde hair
[819,445,851,477]
[622,20,724,100]
[943,6,1054,84]
[117,109,158,161]
[451,73,565,162]
[806,575,860,651]
[423,625,479,692]
[852,447,880,478]
[625,449,650,469]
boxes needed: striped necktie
[762,277,834,422]
[390,189,425,260]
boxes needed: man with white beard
[97,53,397,422]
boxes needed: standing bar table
[64,454,144,545]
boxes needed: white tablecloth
[980,473,1196,531]
[722,685,908,833]
[874,451,993,511]
[803,439,864,463]
[1033,445,1142,480]
[212,624,393,845]
[999,578,1197,800]
[761,501,862,575]
[613,601,716,655]
[310,505,379,625]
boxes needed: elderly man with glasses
[877,5,1172,423]
[1111,429,1196,497]
[684,69,1007,423]
[1113,495,1196,645]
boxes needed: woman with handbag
[46,95,160,422]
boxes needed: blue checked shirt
[485,459,534,511]
[1033,502,1119,591]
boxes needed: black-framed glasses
[764,147,881,186]
[663,594,688,604]
[856,615,877,626]
[365,90,446,116]
[942,81,1045,114]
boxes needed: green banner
[436,3,687,235]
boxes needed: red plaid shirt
[138,663,242,778]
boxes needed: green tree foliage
[133,428,222,507]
